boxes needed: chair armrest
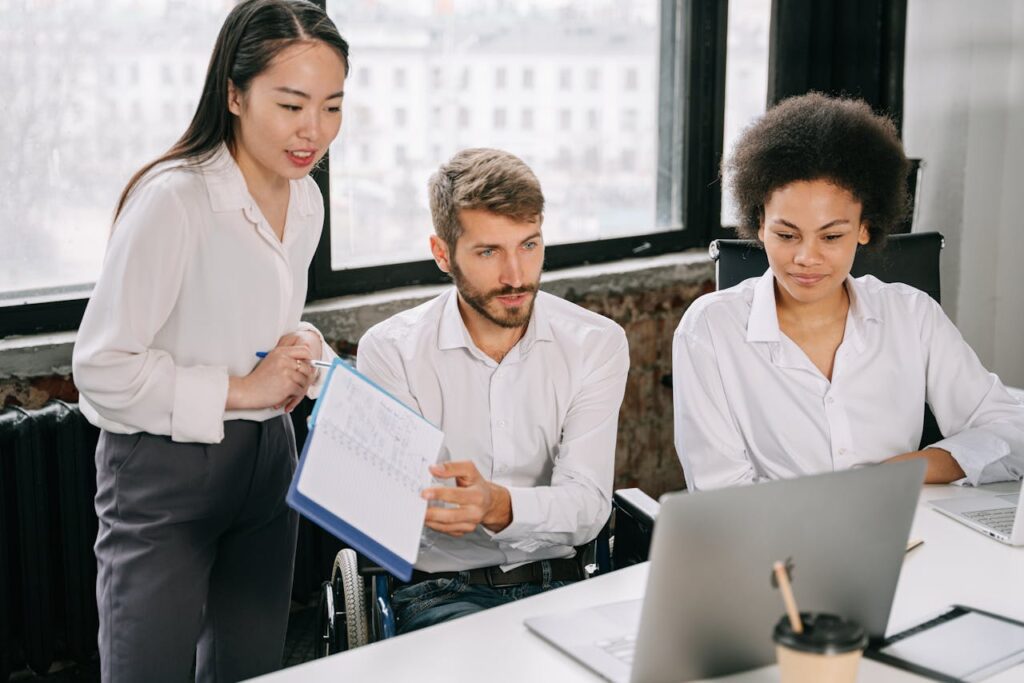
[611,488,661,570]
[613,488,660,526]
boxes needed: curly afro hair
[724,92,909,247]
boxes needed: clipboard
[287,358,444,582]
[866,605,1024,682]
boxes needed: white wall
[903,0,1024,387]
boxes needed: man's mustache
[485,283,539,300]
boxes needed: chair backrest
[708,231,946,448]
[709,231,944,304]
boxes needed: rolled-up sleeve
[922,298,1024,485]
[72,181,229,444]
[490,329,629,551]
[295,320,338,399]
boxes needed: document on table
[287,359,444,581]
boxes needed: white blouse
[73,145,334,444]
[673,270,1024,491]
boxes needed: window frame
[306,0,729,300]
[0,0,729,337]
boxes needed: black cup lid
[772,613,867,654]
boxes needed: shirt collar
[436,288,553,360]
[746,269,782,343]
[200,143,314,218]
[746,269,882,350]
[843,275,881,354]
[846,275,881,324]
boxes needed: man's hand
[886,447,965,483]
[422,461,513,536]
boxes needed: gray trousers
[94,417,299,683]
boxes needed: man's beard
[450,259,539,329]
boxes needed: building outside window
[0,0,772,334]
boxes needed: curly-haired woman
[672,93,1024,491]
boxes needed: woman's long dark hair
[114,0,349,219]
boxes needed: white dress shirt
[673,270,1024,491]
[73,144,334,444]
[356,289,630,573]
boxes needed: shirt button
[497,419,507,429]
[826,396,835,405]
[838,448,847,456]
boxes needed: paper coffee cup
[773,612,867,683]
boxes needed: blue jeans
[392,570,571,634]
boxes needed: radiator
[0,400,341,680]
[0,401,99,679]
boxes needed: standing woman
[72,1,348,680]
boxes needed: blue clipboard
[286,358,439,582]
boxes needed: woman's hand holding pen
[275,332,323,411]
[226,344,313,412]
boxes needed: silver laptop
[525,460,926,683]
[930,480,1023,545]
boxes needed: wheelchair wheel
[316,548,369,656]
[335,549,369,648]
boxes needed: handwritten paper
[295,362,443,567]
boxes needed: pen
[255,351,334,369]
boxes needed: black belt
[410,557,584,588]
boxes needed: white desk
[253,484,1024,682]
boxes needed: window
[522,68,534,89]
[621,149,637,171]
[559,108,572,131]
[625,67,638,90]
[557,147,572,168]
[721,0,771,225]
[559,68,572,90]
[356,105,372,128]
[2,1,742,335]
[317,0,714,287]
[621,108,638,132]
[0,2,234,334]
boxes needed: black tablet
[867,606,1024,682]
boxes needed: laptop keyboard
[963,507,1016,535]
[595,635,637,664]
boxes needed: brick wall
[560,277,714,498]
[0,255,715,499]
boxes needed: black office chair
[709,231,946,447]
[709,231,944,302]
